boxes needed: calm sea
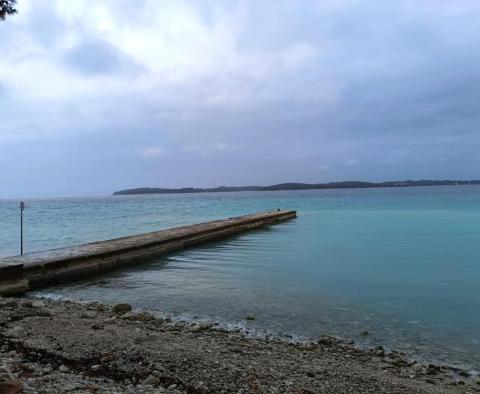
[1,186,479,371]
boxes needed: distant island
[113,180,480,195]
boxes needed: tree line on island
[113,180,480,195]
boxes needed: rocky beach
[3,0,480,392]
[0,296,478,394]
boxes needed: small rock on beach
[112,303,132,314]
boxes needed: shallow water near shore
[1,186,480,371]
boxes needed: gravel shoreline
[0,296,478,393]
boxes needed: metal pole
[20,201,25,255]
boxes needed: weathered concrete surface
[0,210,296,295]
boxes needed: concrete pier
[0,210,296,295]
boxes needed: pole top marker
[20,201,25,210]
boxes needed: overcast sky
[1,0,480,197]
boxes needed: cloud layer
[1,0,480,197]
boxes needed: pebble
[413,364,423,372]
[43,366,53,374]
[0,378,22,394]
[119,312,153,322]
[374,346,385,357]
[90,322,104,330]
[80,311,97,319]
[112,303,132,314]
[318,335,339,346]
[0,365,23,394]
[5,326,27,339]
[190,324,211,332]
[143,375,161,386]
[153,364,167,374]
[426,364,439,375]
[31,300,45,308]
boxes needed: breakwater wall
[0,210,296,296]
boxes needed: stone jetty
[0,210,296,295]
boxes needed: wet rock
[426,365,438,376]
[318,335,339,346]
[361,330,369,336]
[112,303,132,314]
[5,326,27,339]
[458,370,470,377]
[245,315,256,321]
[190,324,212,333]
[391,358,408,367]
[374,346,385,357]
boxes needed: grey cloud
[27,1,64,47]
[62,39,144,76]
[0,81,6,100]
[2,1,480,197]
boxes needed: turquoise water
[1,186,480,370]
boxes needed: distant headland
[113,180,480,195]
